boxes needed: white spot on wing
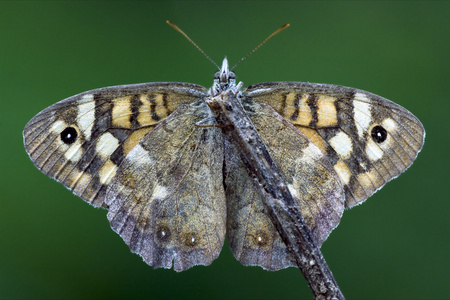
[129,144,153,164]
[365,139,384,161]
[333,160,351,185]
[77,94,95,141]
[382,118,397,132]
[50,120,68,134]
[353,93,372,139]
[151,184,169,200]
[303,143,323,162]
[99,160,118,185]
[96,132,120,159]
[64,141,83,162]
[288,182,299,199]
[329,131,353,159]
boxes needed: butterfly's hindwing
[104,101,226,271]
[225,100,345,270]
[245,82,425,208]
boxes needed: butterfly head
[212,57,237,95]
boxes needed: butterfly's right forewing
[246,82,425,208]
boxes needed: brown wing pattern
[24,82,228,271]
[245,82,425,208]
[23,78,425,272]
[225,100,345,270]
[104,102,226,271]
[23,82,207,208]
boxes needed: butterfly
[23,51,424,272]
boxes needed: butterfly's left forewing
[245,82,425,208]
[23,82,207,208]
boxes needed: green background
[1,1,448,299]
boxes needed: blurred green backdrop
[1,1,448,299]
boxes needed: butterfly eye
[371,125,387,143]
[60,127,78,144]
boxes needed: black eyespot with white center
[371,125,387,143]
[60,127,78,144]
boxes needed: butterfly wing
[225,81,424,270]
[224,100,345,270]
[24,83,227,271]
[104,101,226,271]
[23,82,206,207]
[244,82,425,208]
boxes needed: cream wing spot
[64,141,83,162]
[66,169,84,189]
[287,182,299,199]
[297,127,327,154]
[50,120,69,134]
[282,92,297,117]
[382,118,397,132]
[365,139,384,161]
[123,127,152,156]
[353,93,372,139]
[151,184,169,201]
[285,93,312,126]
[99,159,118,185]
[302,143,324,162]
[76,172,93,190]
[129,144,153,164]
[112,96,132,128]
[357,169,381,192]
[96,132,120,159]
[154,93,169,120]
[333,159,352,185]
[71,171,94,198]
[76,94,95,141]
[316,95,338,127]
[329,131,353,159]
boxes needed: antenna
[231,24,290,70]
[167,21,290,71]
[166,20,219,69]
